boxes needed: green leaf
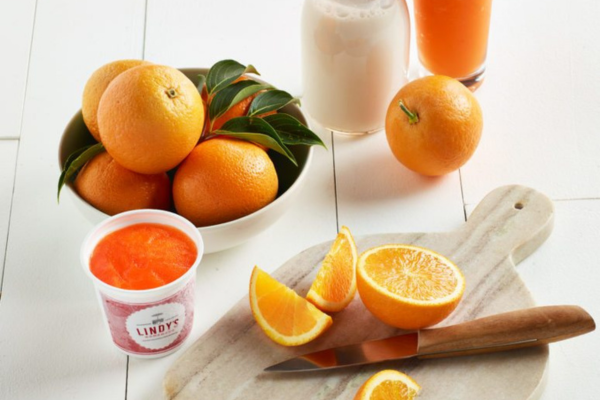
[206,60,259,95]
[196,74,206,94]
[248,90,299,117]
[216,116,297,166]
[58,146,92,199]
[208,80,270,123]
[57,143,105,202]
[217,132,293,159]
[263,114,326,148]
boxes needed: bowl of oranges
[59,59,324,253]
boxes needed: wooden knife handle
[417,305,595,359]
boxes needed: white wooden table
[1,0,598,399]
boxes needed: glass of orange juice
[414,0,492,90]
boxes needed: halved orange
[306,226,358,312]
[249,267,333,346]
[356,244,465,330]
[354,370,421,400]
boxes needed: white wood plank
[0,141,18,288]
[145,0,304,96]
[465,199,600,400]
[334,131,466,235]
[0,0,36,138]
[129,4,335,395]
[461,0,600,203]
[0,1,146,399]
[127,126,336,399]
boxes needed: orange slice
[354,370,421,400]
[306,226,358,312]
[249,266,333,346]
[356,244,465,330]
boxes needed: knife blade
[264,305,595,372]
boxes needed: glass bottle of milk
[301,0,410,135]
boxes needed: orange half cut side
[353,369,421,400]
[357,244,465,329]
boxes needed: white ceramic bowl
[59,68,314,253]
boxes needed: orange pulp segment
[249,266,332,346]
[353,369,421,400]
[306,226,358,312]
[89,223,197,290]
[357,244,465,329]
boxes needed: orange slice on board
[356,244,465,330]
[353,370,421,400]
[306,226,358,312]
[249,267,333,346]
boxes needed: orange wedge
[357,244,465,330]
[354,370,421,400]
[306,226,358,312]
[249,266,333,346]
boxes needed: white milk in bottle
[301,0,410,135]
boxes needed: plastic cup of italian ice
[81,209,203,358]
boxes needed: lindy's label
[99,279,195,356]
[126,303,186,350]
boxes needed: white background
[0,0,598,399]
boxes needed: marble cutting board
[164,185,555,400]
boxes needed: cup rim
[80,209,204,297]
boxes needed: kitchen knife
[264,305,595,372]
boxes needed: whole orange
[211,94,258,131]
[173,137,278,227]
[82,59,151,142]
[206,76,276,133]
[98,64,204,174]
[74,151,171,216]
[385,75,483,176]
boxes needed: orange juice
[414,0,492,79]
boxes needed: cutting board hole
[514,202,524,210]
